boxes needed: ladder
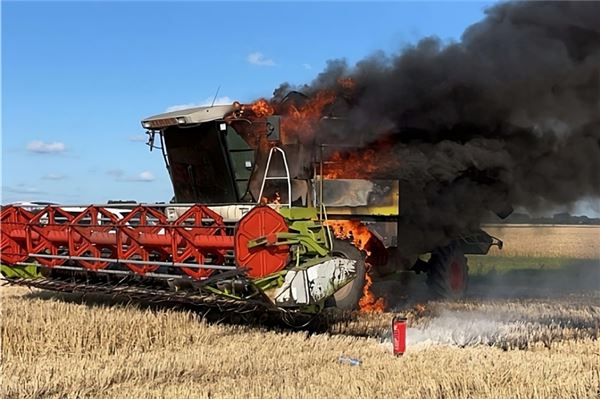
[257,147,292,207]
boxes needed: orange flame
[359,273,386,313]
[323,149,381,179]
[337,77,355,90]
[245,89,401,181]
[322,135,404,179]
[280,91,336,142]
[244,93,335,143]
[326,219,372,251]
[250,99,275,118]
[326,220,387,313]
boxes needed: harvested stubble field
[2,284,600,398]
[483,224,600,259]
[1,225,599,398]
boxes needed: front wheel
[426,243,468,299]
[331,239,366,310]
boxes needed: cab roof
[141,104,236,129]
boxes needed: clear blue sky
[12,1,595,216]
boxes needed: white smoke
[406,310,517,347]
[378,298,600,352]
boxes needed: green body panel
[1,264,42,279]
[278,207,331,251]
[249,207,332,270]
[254,271,287,291]
[278,207,318,220]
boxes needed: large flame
[359,273,386,313]
[323,149,381,179]
[323,135,404,179]
[326,220,386,313]
[243,83,401,180]
[279,91,336,142]
[245,88,338,143]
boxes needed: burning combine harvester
[1,92,505,322]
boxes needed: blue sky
[3,1,596,215]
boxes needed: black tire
[331,239,366,310]
[426,243,468,299]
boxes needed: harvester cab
[142,104,252,203]
[141,102,314,207]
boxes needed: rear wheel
[426,243,468,299]
[331,239,366,310]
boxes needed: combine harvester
[1,97,504,324]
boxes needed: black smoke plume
[271,1,600,254]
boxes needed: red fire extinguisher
[392,316,407,356]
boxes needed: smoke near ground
[357,258,600,350]
[268,2,600,251]
[331,289,600,350]
[402,296,599,350]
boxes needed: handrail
[257,146,292,208]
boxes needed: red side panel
[0,206,33,264]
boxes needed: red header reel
[1,204,294,280]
